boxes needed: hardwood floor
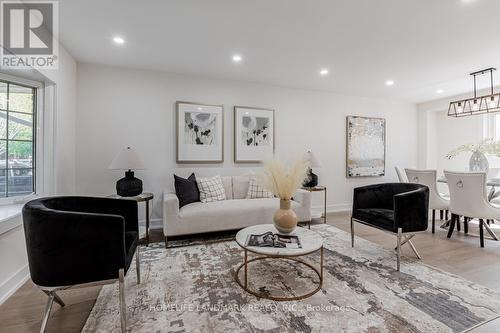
[1,213,500,332]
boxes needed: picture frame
[234,106,275,163]
[176,101,224,163]
[346,115,386,177]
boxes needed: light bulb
[457,102,463,113]
[472,100,479,111]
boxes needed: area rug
[82,224,500,332]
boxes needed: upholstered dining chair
[444,171,500,247]
[351,183,429,271]
[22,196,140,333]
[395,166,408,183]
[405,169,449,234]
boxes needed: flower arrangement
[446,138,500,159]
[260,155,310,200]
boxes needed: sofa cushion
[197,175,226,203]
[174,173,200,208]
[353,208,395,232]
[221,176,233,200]
[232,175,250,199]
[179,198,303,233]
[246,177,273,199]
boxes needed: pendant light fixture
[448,68,500,117]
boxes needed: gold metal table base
[234,247,324,301]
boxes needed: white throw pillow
[197,175,227,203]
[246,177,274,199]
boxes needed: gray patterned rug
[82,224,500,333]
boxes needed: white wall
[417,92,487,174]
[76,63,418,223]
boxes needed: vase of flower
[447,139,500,173]
[260,155,310,235]
[273,199,298,234]
[469,150,489,172]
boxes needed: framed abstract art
[346,115,386,177]
[176,101,224,163]
[234,106,275,163]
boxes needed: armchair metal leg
[350,218,355,247]
[136,246,141,285]
[396,228,402,271]
[118,268,126,333]
[407,240,422,259]
[42,290,65,307]
[40,293,54,333]
[39,290,65,333]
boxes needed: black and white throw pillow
[246,177,274,199]
[197,175,226,203]
[174,173,200,208]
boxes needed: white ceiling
[58,0,500,103]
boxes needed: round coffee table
[235,224,324,301]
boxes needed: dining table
[436,176,499,241]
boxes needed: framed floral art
[234,106,274,163]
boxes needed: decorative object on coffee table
[176,101,224,163]
[346,116,386,177]
[235,224,323,301]
[303,150,322,188]
[234,106,274,163]
[260,155,309,234]
[108,192,154,245]
[109,146,145,196]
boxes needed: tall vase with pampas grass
[260,155,309,234]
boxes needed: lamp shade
[109,147,145,170]
[307,150,322,168]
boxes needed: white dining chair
[395,166,408,182]
[405,169,449,234]
[444,171,500,247]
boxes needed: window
[0,80,36,197]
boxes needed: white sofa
[163,175,312,242]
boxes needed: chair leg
[447,214,456,238]
[396,228,402,271]
[479,219,485,248]
[118,268,126,333]
[39,293,55,333]
[432,210,435,234]
[136,246,141,285]
[445,210,449,220]
[440,210,443,220]
[407,239,422,260]
[456,215,461,232]
[164,236,168,249]
[464,217,469,234]
[350,218,355,247]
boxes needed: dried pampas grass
[259,154,310,200]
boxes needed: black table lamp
[109,146,145,197]
[303,150,322,188]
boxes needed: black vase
[303,168,318,188]
[116,170,143,197]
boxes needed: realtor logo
[0,0,58,69]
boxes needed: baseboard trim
[312,203,351,214]
[0,264,29,305]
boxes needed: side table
[302,186,327,227]
[108,192,154,245]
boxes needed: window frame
[0,73,43,204]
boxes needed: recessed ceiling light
[232,54,242,63]
[436,89,444,94]
[113,36,125,45]
[386,80,395,86]
[319,68,329,76]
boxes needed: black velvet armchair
[22,196,140,333]
[351,183,429,271]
